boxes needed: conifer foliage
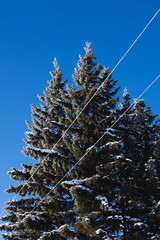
[0,43,159,239]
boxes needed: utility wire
[28,74,160,214]
[0,9,159,218]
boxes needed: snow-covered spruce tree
[126,100,160,239]
[0,59,78,239]
[61,43,128,239]
[116,98,160,240]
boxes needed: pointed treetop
[73,42,97,86]
[119,87,131,110]
[49,58,60,78]
[84,41,91,53]
[83,41,95,60]
[78,41,95,62]
[53,57,59,69]
[124,87,129,95]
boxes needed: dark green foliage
[0,44,159,240]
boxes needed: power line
[27,74,160,215]
[0,9,159,219]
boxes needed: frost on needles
[0,43,160,240]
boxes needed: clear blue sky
[0,0,159,235]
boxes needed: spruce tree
[116,98,160,240]
[126,100,160,240]
[61,43,124,239]
[0,59,76,239]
